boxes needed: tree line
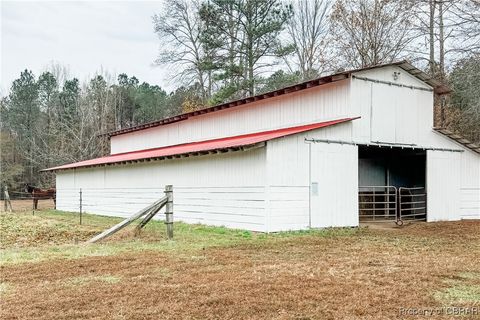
[1,0,479,190]
[0,69,198,188]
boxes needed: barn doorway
[358,145,427,224]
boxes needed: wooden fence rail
[87,185,174,243]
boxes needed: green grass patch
[0,210,122,249]
[64,275,121,286]
[0,282,12,296]
[458,272,480,281]
[0,209,361,266]
[435,285,480,304]
[435,272,480,304]
[152,267,172,277]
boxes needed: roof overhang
[395,61,450,94]
[433,128,480,154]
[44,117,359,172]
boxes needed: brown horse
[24,184,56,209]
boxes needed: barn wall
[425,134,480,221]
[265,122,356,232]
[309,142,358,228]
[351,66,480,221]
[112,65,442,155]
[57,122,361,233]
[426,150,462,221]
[458,150,480,219]
[265,134,310,232]
[56,148,268,232]
[350,65,435,146]
[110,79,352,154]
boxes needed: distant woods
[0,70,195,188]
[1,0,479,189]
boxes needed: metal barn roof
[44,117,357,171]
[106,61,449,138]
[433,128,480,154]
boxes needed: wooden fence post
[79,188,83,225]
[32,194,35,215]
[3,186,12,213]
[164,185,173,239]
[3,186,6,212]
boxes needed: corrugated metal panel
[45,118,357,171]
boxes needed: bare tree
[410,0,480,77]
[408,0,479,126]
[286,0,331,80]
[153,0,210,100]
[330,0,415,68]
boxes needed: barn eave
[44,117,358,172]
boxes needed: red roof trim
[44,117,358,171]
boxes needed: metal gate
[399,187,427,222]
[359,186,427,225]
[359,186,398,222]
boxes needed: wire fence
[4,190,36,200]
[1,185,309,232]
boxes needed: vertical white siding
[266,185,310,232]
[427,150,462,221]
[350,66,434,146]
[460,188,480,219]
[265,122,356,232]
[265,134,311,232]
[459,151,480,219]
[174,186,266,230]
[351,66,479,222]
[423,133,480,220]
[309,143,358,228]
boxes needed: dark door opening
[358,145,427,223]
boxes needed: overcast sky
[1,0,173,95]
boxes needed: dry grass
[0,211,108,249]
[0,210,479,319]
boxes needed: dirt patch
[1,220,479,319]
[1,199,55,212]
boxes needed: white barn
[46,61,480,232]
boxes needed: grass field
[1,208,479,319]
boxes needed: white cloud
[1,0,172,95]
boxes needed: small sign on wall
[311,182,319,196]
